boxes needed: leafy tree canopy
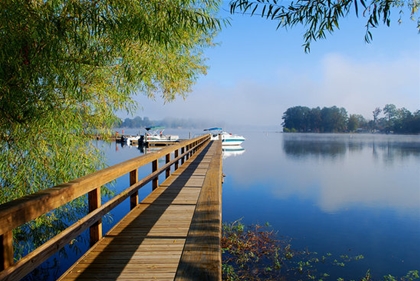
[229,0,420,52]
[0,0,224,203]
[0,1,225,269]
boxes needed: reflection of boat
[144,126,179,143]
[204,127,245,146]
[222,146,245,159]
[144,146,162,154]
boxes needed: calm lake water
[219,131,420,280]
[32,130,420,280]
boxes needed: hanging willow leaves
[0,0,225,201]
[229,0,419,52]
[0,0,225,268]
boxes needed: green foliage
[348,114,366,132]
[0,0,224,203]
[222,219,366,280]
[360,269,420,281]
[282,105,349,133]
[222,219,290,280]
[229,0,420,52]
[0,0,224,270]
[281,104,420,134]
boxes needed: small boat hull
[221,137,245,146]
[206,129,245,146]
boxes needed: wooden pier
[0,135,223,281]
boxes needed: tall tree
[372,107,382,131]
[309,107,322,132]
[0,0,224,204]
[383,103,398,132]
[282,106,311,132]
[229,0,419,52]
[0,0,225,270]
[348,114,360,132]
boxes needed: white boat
[204,127,245,146]
[144,126,179,143]
[122,135,141,145]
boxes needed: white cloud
[316,52,420,117]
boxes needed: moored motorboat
[121,135,141,145]
[204,127,245,146]
[144,126,179,143]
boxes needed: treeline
[116,116,223,129]
[116,116,153,128]
[282,104,420,134]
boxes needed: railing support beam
[174,150,179,170]
[165,154,171,178]
[0,231,13,271]
[130,169,139,209]
[152,160,158,190]
[88,188,102,247]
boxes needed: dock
[116,135,181,147]
[0,135,223,281]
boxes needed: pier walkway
[0,135,223,281]
[59,140,222,281]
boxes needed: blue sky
[124,2,420,129]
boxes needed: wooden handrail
[0,134,210,280]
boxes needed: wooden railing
[0,134,211,281]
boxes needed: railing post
[88,188,102,247]
[130,169,138,209]
[0,231,13,271]
[152,160,158,190]
[174,149,179,170]
[165,153,170,179]
[181,147,185,165]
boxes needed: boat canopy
[204,127,222,131]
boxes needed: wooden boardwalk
[58,140,223,281]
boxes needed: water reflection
[283,134,347,159]
[283,133,420,161]
[221,132,420,279]
[222,145,245,159]
[277,133,420,213]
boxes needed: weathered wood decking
[58,140,223,281]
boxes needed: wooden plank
[58,140,221,281]
[175,141,223,281]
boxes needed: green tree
[320,106,348,132]
[383,103,398,132]
[229,0,419,52]
[348,114,360,132]
[393,107,412,133]
[309,107,322,132]
[0,0,224,269]
[372,107,382,131]
[1,0,224,203]
[282,106,311,132]
[408,110,420,133]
